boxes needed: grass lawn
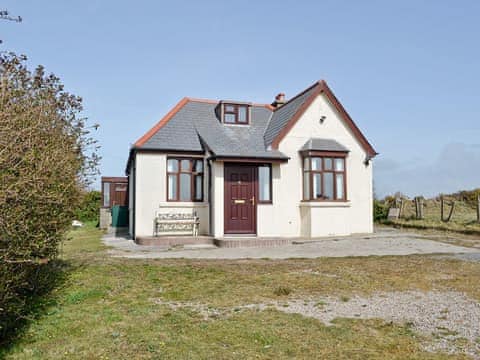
[1,223,479,359]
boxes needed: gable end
[269,81,377,158]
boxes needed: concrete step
[183,244,218,250]
[214,237,293,248]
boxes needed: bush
[0,53,99,339]
[75,191,101,222]
[373,200,388,221]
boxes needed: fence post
[440,195,444,221]
[440,195,455,223]
[477,195,480,223]
[419,197,424,219]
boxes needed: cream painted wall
[258,93,373,237]
[211,161,224,238]
[134,153,209,238]
[256,164,299,237]
[128,163,134,236]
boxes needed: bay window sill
[159,202,209,208]
[299,201,351,208]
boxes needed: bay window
[303,154,346,201]
[167,158,204,202]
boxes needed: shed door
[113,183,127,206]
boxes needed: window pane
[313,173,322,199]
[224,113,236,123]
[195,159,203,173]
[180,173,191,201]
[103,182,110,207]
[336,174,344,200]
[303,157,310,171]
[195,175,203,201]
[334,158,344,171]
[180,159,190,171]
[167,159,178,172]
[225,104,235,112]
[258,166,271,201]
[238,106,247,123]
[311,157,322,171]
[324,158,333,170]
[168,175,177,200]
[324,173,334,200]
[303,172,310,199]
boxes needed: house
[125,80,377,243]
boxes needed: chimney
[272,93,286,108]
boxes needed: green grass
[1,223,478,359]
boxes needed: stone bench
[154,212,199,237]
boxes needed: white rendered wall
[134,153,209,238]
[211,161,224,238]
[128,163,134,236]
[258,93,373,237]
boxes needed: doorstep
[214,237,296,248]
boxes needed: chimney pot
[272,93,286,108]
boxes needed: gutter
[207,154,290,163]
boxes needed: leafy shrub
[0,53,99,339]
[373,200,388,221]
[75,191,101,222]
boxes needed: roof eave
[207,154,290,163]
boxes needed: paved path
[103,231,480,260]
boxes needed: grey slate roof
[142,102,203,151]
[263,84,318,146]
[300,138,349,152]
[136,82,337,160]
[139,100,288,159]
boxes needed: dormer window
[222,103,249,124]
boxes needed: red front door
[224,165,256,234]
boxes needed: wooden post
[477,195,480,223]
[418,197,424,219]
[414,197,419,219]
[414,196,424,219]
[398,198,405,219]
[440,195,444,222]
[446,201,455,222]
[440,195,455,223]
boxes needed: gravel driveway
[151,291,480,358]
[103,230,480,259]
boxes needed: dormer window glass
[223,103,249,124]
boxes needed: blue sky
[2,0,479,197]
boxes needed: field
[383,197,480,236]
[1,223,479,359]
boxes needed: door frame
[223,163,257,235]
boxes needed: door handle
[250,196,255,206]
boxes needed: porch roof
[300,138,350,153]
